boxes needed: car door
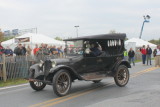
[83,57,98,73]
[98,56,114,71]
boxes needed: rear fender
[111,60,131,77]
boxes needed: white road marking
[0,83,29,91]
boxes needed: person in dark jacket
[128,48,135,66]
[4,46,13,56]
[153,48,157,57]
[146,45,152,65]
[14,44,24,56]
[22,44,26,55]
[90,42,102,57]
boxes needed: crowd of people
[0,42,64,61]
[13,43,64,57]
[124,44,160,67]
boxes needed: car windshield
[65,40,83,56]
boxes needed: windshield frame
[65,40,84,56]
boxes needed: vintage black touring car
[29,33,131,96]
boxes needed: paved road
[0,62,160,107]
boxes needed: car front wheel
[53,70,72,97]
[114,65,129,87]
[29,81,46,91]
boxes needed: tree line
[148,39,160,45]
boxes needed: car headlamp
[39,60,44,67]
[52,61,56,67]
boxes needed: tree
[149,39,160,45]
[125,37,128,41]
[0,29,4,42]
[3,36,14,41]
[109,30,116,34]
[54,36,63,41]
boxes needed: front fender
[29,64,44,79]
[49,65,83,80]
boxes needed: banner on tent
[15,37,30,43]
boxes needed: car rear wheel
[114,65,129,87]
[92,80,101,83]
[29,81,46,91]
[53,70,72,97]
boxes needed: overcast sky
[0,0,160,40]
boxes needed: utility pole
[74,26,79,37]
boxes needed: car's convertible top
[64,33,126,41]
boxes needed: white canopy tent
[125,38,157,51]
[2,33,65,49]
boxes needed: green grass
[0,78,28,87]
[135,60,142,63]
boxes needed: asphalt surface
[0,62,160,107]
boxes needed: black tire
[53,69,72,97]
[29,81,46,91]
[92,80,102,83]
[114,65,129,87]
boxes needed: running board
[80,72,107,81]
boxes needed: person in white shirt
[155,45,160,67]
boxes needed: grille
[44,60,52,76]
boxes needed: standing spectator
[42,44,50,55]
[36,44,49,61]
[0,42,4,55]
[36,47,43,61]
[64,48,67,55]
[123,49,128,61]
[4,46,13,62]
[22,44,27,55]
[33,44,39,56]
[140,45,147,65]
[128,48,135,66]
[0,42,4,62]
[14,44,24,61]
[14,44,24,56]
[155,45,160,67]
[146,45,152,65]
[0,42,3,79]
[4,46,13,56]
[48,46,52,55]
[153,47,157,57]
[26,45,32,56]
[50,46,58,55]
[57,46,64,58]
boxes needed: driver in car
[90,42,102,57]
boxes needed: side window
[84,41,103,57]
[105,39,122,56]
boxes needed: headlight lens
[52,61,56,67]
[39,60,44,67]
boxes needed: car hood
[50,56,83,65]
